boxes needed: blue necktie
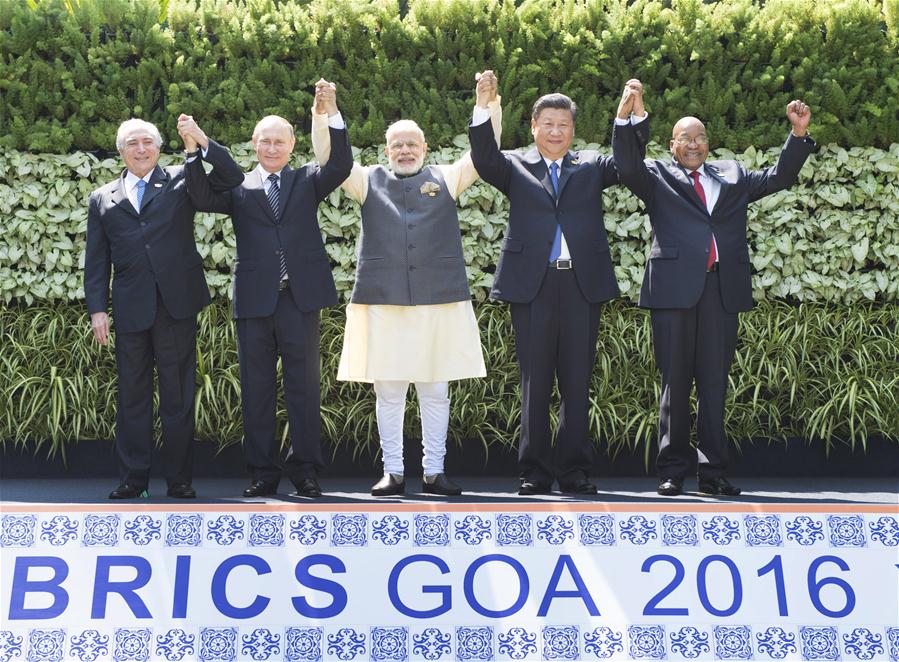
[135,179,146,212]
[548,162,562,262]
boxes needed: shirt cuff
[328,111,345,130]
[615,112,649,126]
[472,105,491,126]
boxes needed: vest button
[409,265,416,271]
[408,244,415,249]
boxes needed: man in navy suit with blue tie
[470,71,649,495]
[613,80,814,496]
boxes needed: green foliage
[1,300,895,457]
[2,0,898,150]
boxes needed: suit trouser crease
[511,269,600,484]
[237,290,323,484]
[114,293,196,487]
[374,380,450,476]
[652,272,738,480]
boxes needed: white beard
[390,155,425,176]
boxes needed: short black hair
[532,93,577,121]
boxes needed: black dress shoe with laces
[657,478,683,496]
[109,483,149,499]
[242,480,278,498]
[559,478,598,495]
[422,473,462,496]
[371,473,405,496]
[292,477,323,498]
[698,476,742,496]
[518,480,552,496]
[166,483,196,499]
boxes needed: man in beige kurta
[313,78,501,496]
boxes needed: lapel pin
[154,182,162,188]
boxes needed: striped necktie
[267,173,288,281]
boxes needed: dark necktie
[267,174,288,281]
[689,171,717,270]
[135,179,146,212]
[548,162,562,262]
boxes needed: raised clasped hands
[475,70,498,108]
[314,78,338,116]
[177,114,209,151]
[786,100,811,137]
[616,78,644,119]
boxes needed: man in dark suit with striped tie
[85,118,243,499]
[180,80,352,498]
[612,80,814,496]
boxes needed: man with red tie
[612,80,814,496]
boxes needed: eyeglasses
[388,140,422,151]
[674,134,709,146]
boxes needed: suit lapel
[248,170,277,223]
[137,166,168,213]
[524,149,556,202]
[276,166,294,222]
[704,162,727,213]
[110,173,139,218]
[670,159,709,215]
[556,152,577,199]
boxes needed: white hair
[385,119,425,145]
[252,115,295,141]
[116,119,162,151]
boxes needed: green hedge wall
[2,0,898,152]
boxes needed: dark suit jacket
[469,119,649,304]
[613,121,815,312]
[186,127,353,319]
[84,140,244,333]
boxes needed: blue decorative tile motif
[207,515,245,545]
[454,515,492,545]
[165,514,203,547]
[496,514,532,546]
[714,626,752,660]
[669,626,709,659]
[887,628,899,662]
[701,515,741,545]
[536,515,574,545]
[799,627,839,661]
[40,516,79,546]
[248,514,285,547]
[1,515,36,547]
[744,514,783,546]
[827,515,866,547]
[619,515,657,545]
[69,630,109,662]
[289,515,327,546]
[240,629,280,660]
[842,628,883,660]
[122,515,161,546]
[113,628,151,662]
[284,628,322,662]
[371,515,410,546]
[628,625,666,660]
[155,629,195,661]
[198,628,236,662]
[756,627,797,659]
[542,626,579,660]
[497,628,536,660]
[785,515,825,546]
[869,516,899,546]
[456,627,493,661]
[27,629,65,662]
[371,627,407,661]
[326,628,366,661]
[331,514,368,546]
[661,515,698,546]
[578,514,615,546]
[412,629,451,660]
[582,627,624,659]
[83,514,120,547]
[414,514,450,546]
[0,631,23,662]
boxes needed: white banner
[1,504,897,661]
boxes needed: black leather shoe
[559,478,598,495]
[242,480,278,498]
[166,483,196,499]
[518,480,552,496]
[698,476,742,496]
[422,473,462,496]
[657,478,683,496]
[292,477,323,498]
[371,473,405,496]
[109,483,149,499]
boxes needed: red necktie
[689,171,717,271]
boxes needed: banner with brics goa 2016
[1,504,897,661]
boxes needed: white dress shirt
[123,171,153,211]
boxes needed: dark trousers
[114,292,197,488]
[236,288,324,486]
[651,271,739,480]
[510,268,601,485]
